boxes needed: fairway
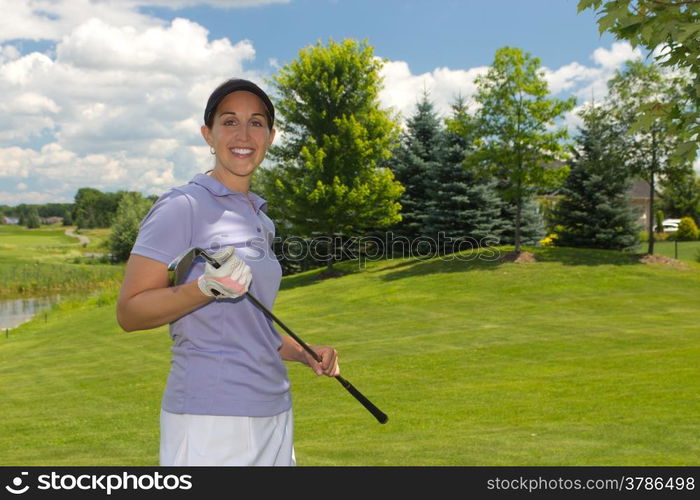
[0,246,699,466]
[0,225,122,296]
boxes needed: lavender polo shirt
[131,173,290,417]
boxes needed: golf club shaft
[244,292,389,424]
[182,247,388,424]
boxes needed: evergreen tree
[497,195,546,246]
[553,105,640,250]
[389,90,443,239]
[425,96,504,250]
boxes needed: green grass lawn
[639,240,700,262]
[0,225,122,296]
[1,245,698,466]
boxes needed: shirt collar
[190,173,268,212]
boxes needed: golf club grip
[244,292,388,424]
[335,375,389,424]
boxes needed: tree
[578,0,700,163]
[108,192,155,262]
[25,207,41,229]
[471,46,575,253]
[389,90,444,239]
[606,60,692,254]
[62,208,73,226]
[427,96,504,248]
[553,104,640,250]
[73,188,122,229]
[659,166,700,224]
[265,38,403,272]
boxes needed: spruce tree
[389,90,443,239]
[425,97,504,251]
[553,105,640,250]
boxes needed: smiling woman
[200,79,276,192]
[116,78,340,467]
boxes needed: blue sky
[0,0,662,205]
[146,0,618,73]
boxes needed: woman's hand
[303,345,340,377]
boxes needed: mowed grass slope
[1,247,699,466]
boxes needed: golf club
[167,246,389,424]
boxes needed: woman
[116,78,339,466]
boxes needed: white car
[662,218,681,232]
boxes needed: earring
[210,146,216,155]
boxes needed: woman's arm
[278,334,339,376]
[116,254,213,332]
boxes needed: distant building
[1,216,20,225]
[537,176,659,230]
[42,216,64,225]
[628,179,654,229]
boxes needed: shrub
[655,210,665,233]
[676,217,700,241]
[539,234,558,248]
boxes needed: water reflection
[0,295,63,329]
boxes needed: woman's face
[201,90,275,182]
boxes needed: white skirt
[159,408,296,466]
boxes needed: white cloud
[380,41,644,130]
[0,143,178,199]
[591,41,643,69]
[0,12,269,203]
[0,0,160,43]
[0,0,289,43]
[379,60,488,122]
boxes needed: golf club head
[167,247,220,286]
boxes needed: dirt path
[65,228,90,246]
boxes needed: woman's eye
[224,119,237,126]
[251,120,263,127]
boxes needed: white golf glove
[197,246,252,299]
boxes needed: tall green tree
[108,192,155,262]
[553,105,640,250]
[428,96,504,248]
[389,90,444,239]
[265,38,403,271]
[25,207,41,229]
[72,188,121,229]
[578,0,700,163]
[471,46,575,253]
[660,166,700,224]
[607,60,692,254]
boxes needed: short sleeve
[131,189,193,265]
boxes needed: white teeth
[230,148,253,155]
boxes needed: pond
[0,295,64,329]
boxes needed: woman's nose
[234,124,250,140]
